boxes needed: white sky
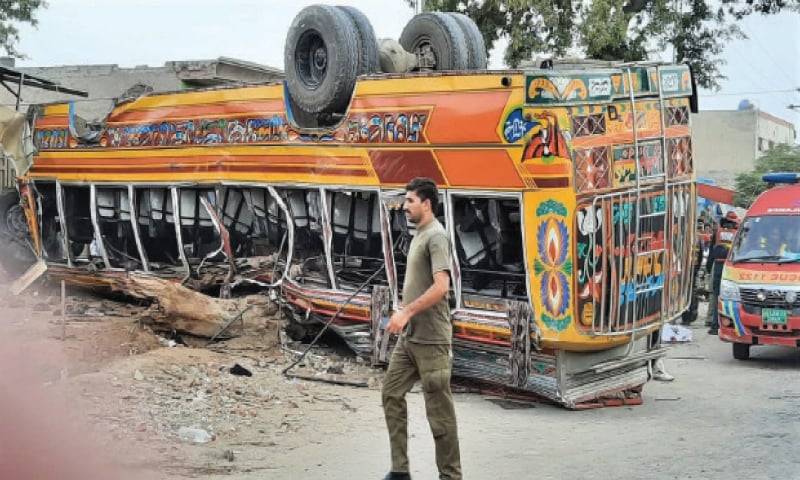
[14,0,800,136]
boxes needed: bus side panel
[523,189,580,346]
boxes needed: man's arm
[386,271,449,334]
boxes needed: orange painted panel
[107,99,286,123]
[524,163,570,175]
[34,116,69,128]
[353,90,510,144]
[34,154,365,167]
[435,149,524,188]
[369,150,445,185]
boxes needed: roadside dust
[0,277,383,479]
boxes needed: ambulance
[718,173,800,359]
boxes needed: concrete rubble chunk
[177,426,214,444]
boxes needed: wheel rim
[295,30,328,89]
[412,36,438,70]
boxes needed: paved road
[265,324,800,480]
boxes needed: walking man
[382,177,461,480]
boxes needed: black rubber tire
[732,343,750,360]
[336,6,380,75]
[0,189,36,276]
[284,5,359,115]
[446,12,487,70]
[399,12,469,71]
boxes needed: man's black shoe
[708,328,718,335]
[383,473,411,480]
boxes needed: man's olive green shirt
[401,219,452,345]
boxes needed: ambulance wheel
[399,12,469,71]
[336,6,380,75]
[284,5,359,115]
[445,12,487,69]
[732,343,750,360]
[0,189,35,276]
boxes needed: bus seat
[97,190,116,218]
[457,225,488,266]
[332,192,352,235]
[287,190,309,227]
[352,195,370,240]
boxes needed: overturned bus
[9,9,698,408]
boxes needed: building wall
[0,59,283,121]
[0,64,184,120]
[692,109,797,188]
[691,110,757,187]
[756,111,796,156]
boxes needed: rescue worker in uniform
[381,177,461,480]
[707,211,739,335]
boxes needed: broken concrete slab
[10,258,47,296]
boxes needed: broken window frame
[34,180,298,286]
[30,180,70,265]
[218,182,294,288]
[321,186,386,293]
[381,188,451,309]
[93,185,153,271]
[446,190,529,310]
[59,182,102,268]
[74,182,152,272]
[128,185,150,272]
[132,185,185,273]
[269,184,329,289]
[89,184,112,269]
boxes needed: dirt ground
[1,279,799,480]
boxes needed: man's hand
[386,308,411,334]
[386,271,449,335]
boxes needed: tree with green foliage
[0,0,46,59]
[407,0,797,89]
[733,144,800,207]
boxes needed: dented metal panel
[89,184,112,270]
[54,181,72,268]
[170,187,191,276]
[128,185,150,272]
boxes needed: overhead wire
[738,23,798,90]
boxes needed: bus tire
[399,12,469,71]
[284,5,359,115]
[446,12,487,69]
[0,189,35,276]
[336,6,380,75]
[732,343,750,360]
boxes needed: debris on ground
[229,363,253,377]
[661,324,694,343]
[0,276,386,477]
[178,426,215,444]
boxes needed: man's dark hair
[405,177,439,212]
